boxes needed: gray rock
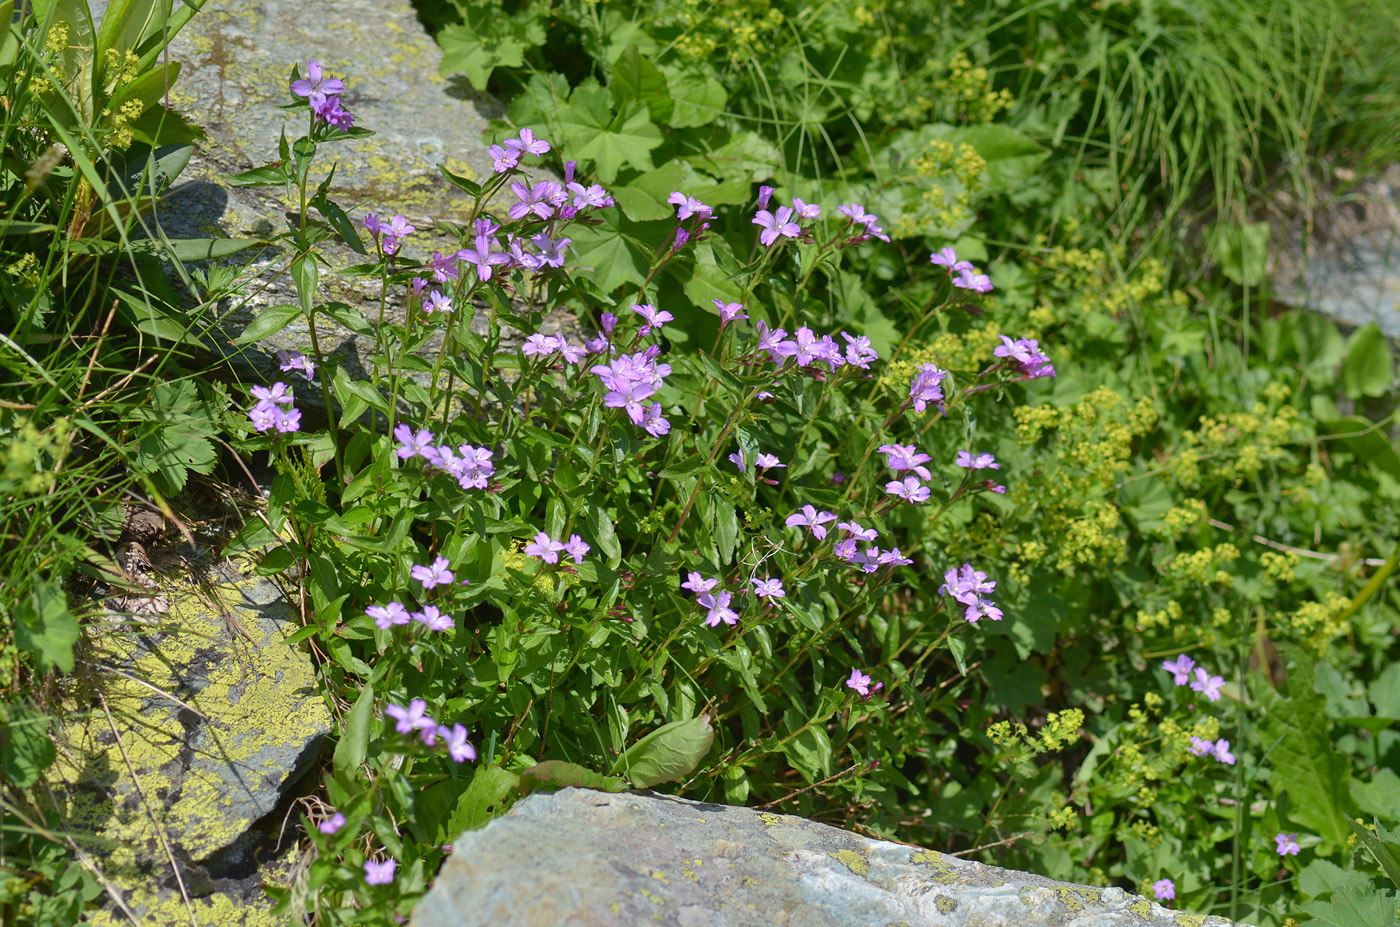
[51,559,329,924]
[412,787,1244,927]
[155,0,578,399]
[1272,164,1400,339]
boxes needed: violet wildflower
[885,477,931,504]
[385,699,434,735]
[364,860,397,886]
[993,335,1056,379]
[412,606,455,632]
[1211,739,1236,765]
[276,350,317,382]
[952,266,993,293]
[509,181,558,220]
[713,299,748,324]
[955,451,999,470]
[559,342,586,364]
[845,669,873,696]
[681,572,718,595]
[728,452,746,472]
[880,549,914,567]
[1188,736,1214,757]
[756,185,774,210]
[1152,879,1175,902]
[1161,654,1196,685]
[833,538,859,562]
[753,205,800,246]
[251,382,294,406]
[792,197,821,219]
[755,453,785,469]
[562,535,591,564]
[837,520,879,542]
[428,250,461,283]
[488,144,519,173]
[908,363,949,413]
[929,246,970,271]
[503,127,551,157]
[667,192,713,221]
[840,332,878,369]
[438,724,478,763]
[940,563,1001,622]
[755,321,796,363]
[312,95,354,129]
[290,60,345,105]
[1275,833,1301,856]
[751,576,786,599]
[1190,668,1226,702]
[411,557,454,590]
[837,203,875,225]
[785,505,838,540]
[879,443,933,480]
[366,602,411,629]
[601,313,618,337]
[700,590,738,627]
[458,235,510,282]
[248,384,301,433]
[523,333,564,357]
[423,290,454,314]
[524,532,567,564]
[568,182,614,210]
[640,402,671,437]
[317,811,346,835]
[632,303,673,337]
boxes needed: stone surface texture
[157,0,578,394]
[1272,164,1400,339]
[412,788,1244,927]
[51,561,326,926]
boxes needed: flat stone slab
[51,562,328,924]
[412,787,1242,927]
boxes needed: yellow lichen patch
[1174,916,1206,927]
[758,812,782,827]
[935,895,959,914]
[86,888,288,927]
[829,849,870,877]
[650,870,669,884]
[683,868,699,882]
[1051,885,1102,912]
[1128,897,1153,918]
[910,849,957,884]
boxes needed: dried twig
[754,761,866,810]
[948,830,1035,857]
[1208,518,1388,565]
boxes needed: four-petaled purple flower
[700,590,738,627]
[940,563,1001,622]
[681,572,718,594]
[248,382,302,434]
[290,60,345,105]
[317,811,346,835]
[785,505,838,540]
[885,476,930,504]
[632,303,673,337]
[385,698,435,735]
[1275,833,1301,856]
[909,364,949,413]
[277,349,317,382]
[1190,667,1226,702]
[845,669,873,696]
[364,859,397,886]
[952,266,993,293]
[1212,739,1236,765]
[751,576,786,599]
[366,601,411,629]
[879,443,933,480]
[668,192,713,221]
[423,290,454,314]
[562,535,591,564]
[1162,654,1196,685]
[437,723,478,763]
[458,235,511,282]
[753,206,801,246]
[792,197,821,219]
[713,299,748,324]
[993,335,1056,379]
[504,127,551,157]
[411,556,454,590]
[412,606,455,632]
[955,450,999,470]
[1152,879,1175,902]
[524,531,567,564]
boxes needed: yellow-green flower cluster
[1285,592,1351,649]
[1163,543,1239,585]
[934,52,1014,124]
[1157,498,1208,539]
[665,0,784,62]
[0,415,71,496]
[1175,390,1302,487]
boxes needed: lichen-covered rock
[411,788,1248,927]
[50,561,328,925]
[157,0,579,398]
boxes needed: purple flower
[879,443,933,480]
[1190,668,1226,702]
[953,266,993,293]
[523,333,564,357]
[1275,833,1301,856]
[412,606,455,632]
[837,520,879,542]
[840,332,878,369]
[395,425,435,460]
[885,476,930,504]
[756,185,774,210]
[755,321,796,363]
[751,576,786,599]
[366,602,411,629]
[428,250,461,283]
[908,364,949,413]
[785,505,838,540]
[845,669,873,696]
[600,313,618,337]
[248,382,302,434]
[681,572,718,594]
[833,539,859,562]
[755,453,784,469]
[503,127,551,157]
[312,95,354,129]
[713,299,748,324]
[667,192,713,221]
[1212,739,1236,765]
[792,197,821,219]
[940,563,1000,622]
[955,451,999,470]
[1188,736,1214,757]
[364,859,397,886]
[1161,654,1196,685]
[631,303,673,337]
[640,402,671,437]
[524,531,567,564]
[699,590,738,627]
[251,382,294,406]
[458,236,511,282]
[568,182,613,210]
[489,144,519,173]
[879,548,913,567]
[411,556,455,590]
[438,723,478,763]
[837,203,875,225]
[317,811,346,835]
[422,291,454,314]
[993,335,1056,379]
[753,206,800,246]
[1152,879,1175,902]
[385,698,434,735]
[290,60,344,105]
[929,246,968,270]
[562,535,591,564]
[276,350,317,382]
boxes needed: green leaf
[1341,323,1395,400]
[610,713,715,788]
[1207,221,1271,288]
[1266,647,1355,850]
[333,684,375,781]
[135,428,216,492]
[557,80,663,183]
[1348,817,1400,890]
[714,498,739,565]
[663,69,727,128]
[610,46,672,125]
[312,192,366,254]
[292,253,318,315]
[785,725,833,783]
[1300,887,1398,927]
[568,220,647,294]
[586,506,622,567]
[234,303,302,344]
[518,760,628,795]
[227,164,287,187]
[437,17,525,90]
[446,766,522,834]
[68,237,259,261]
[13,577,78,674]
[0,705,56,788]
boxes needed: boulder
[51,560,329,925]
[411,787,1244,927]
